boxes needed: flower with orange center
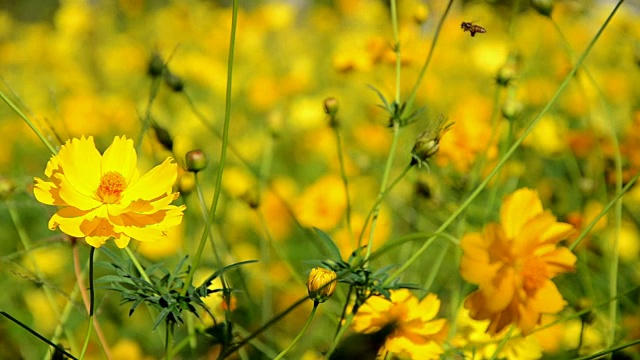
[34,136,186,248]
[351,289,448,359]
[460,188,576,336]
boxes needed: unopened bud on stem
[307,267,337,303]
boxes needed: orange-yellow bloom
[34,136,186,248]
[351,289,448,359]
[460,188,576,335]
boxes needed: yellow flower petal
[34,178,62,205]
[55,136,102,197]
[416,293,441,321]
[500,188,543,239]
[121,158,177,203]
[530,279,566,314]
[101,136,138,181]
[113,234,131,248]
[55,173,102,210]
[541,247,577,276]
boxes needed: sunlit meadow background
[0,0,639,359]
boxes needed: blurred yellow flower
[460,188,576,335]
[34,136,185,248]
[295,175,346,230]
[451,307,542,359]
[351,289,448,359]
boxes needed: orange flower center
[521,257,548,293]
[97,171,127,204]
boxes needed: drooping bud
[410,115,454,168]
[307,267,337,303]
[323,97,339,117]
[532,0,553,17]
[496,65,516,87]
[164,71,185,92]
[185,149,208,173]
[152,122,174,151]
[148,53,165,78]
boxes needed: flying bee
[461,21,486,37]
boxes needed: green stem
[223,296,309,358]
[182,0,238,296]
[0,90,57,155]
[325,312,355,358]
[390,0,400,103]
[570,173,639,251]
[361,0,403,263]
[332,125,354,248]
[273,303,318,360]
[79,247,96,360]
[364,122,401,262]
[124,247,151,283]
[194,172,223,264]
[165,322,174,360]
[383,0,625,285]
[404,0,454,115]
[0,311,78,360]
[136,76,161,153]
[357,163,413,253]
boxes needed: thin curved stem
[124,247,151,283]
[0,90,57,155]
[404,0,454,115]
[273,303,318,360]
[183,0,238,296]
[357,163,413,252]
[79,247,96,360]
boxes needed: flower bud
[413,4,429,25]
[496,66,516,87]
[532,0,553,17]
[177,173,195,195]
[0,176,15,199]
[410,116,453,167]
[152,122,174,151]
[148,53,165,78]
[307,267,337,303]
[185,149,208,173]
[501,99,523,121]
[324,97,339,116]
[164,71,185,92]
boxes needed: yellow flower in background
[460,188,576,335]
[452,307,543,359]
[34,136,185,248]
[295,175,346,230]
[351,289,448,359]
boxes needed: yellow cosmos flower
[460,188,576,336]
[34,136,186,248]
[351,289,448,359]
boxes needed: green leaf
[313,227,342,261]
[95,275,134,285]
[367,84,390,111]
[200,260,258,288]
[153,308,171,329]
